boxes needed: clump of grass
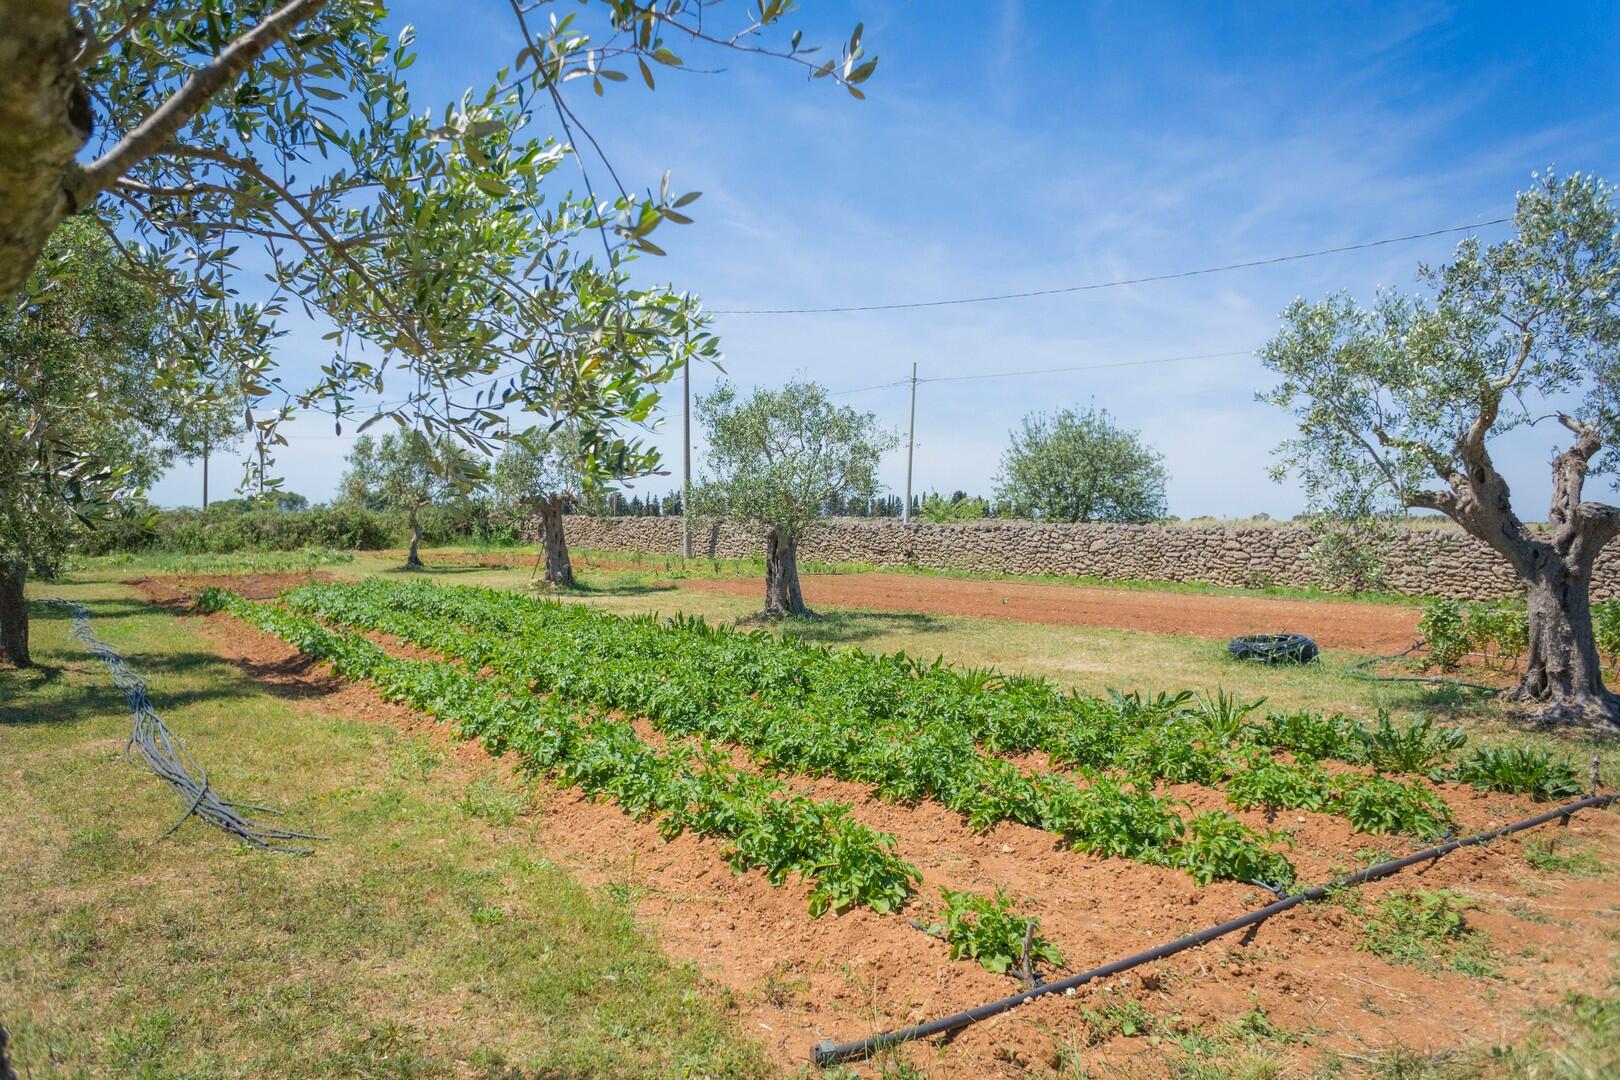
[456,778,527,826]
[1079,993,1157,1044]
[389,736,445,780]
[1359,889,1498,977]
[1522,834,1606,877]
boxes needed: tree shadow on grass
[743,608,951,646]
[0,648,266,726]
[26,597,158,623]
[564,579,679,598]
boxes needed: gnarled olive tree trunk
[404,504,424,569]
[537,495,573,587]
[1435,419,1620,727]
[763,527,807,617]
[0,559,28,667]
[1514,557,1610,714]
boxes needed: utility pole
[903,362,917,524]
[682,353,693,558]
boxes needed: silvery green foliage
[691,380,899,539]
[490,424,588,508]
[994,406,1168,523]
[1260,171,1620,520]
[6,1,875,494]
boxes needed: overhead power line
[712,217,1512,316]
[828,348,1255,396]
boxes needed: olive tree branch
[71,0,329,205]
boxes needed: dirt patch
[143,586,1620,1076]
[683,572,1421,654]
[126,571,333,604]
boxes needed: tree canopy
[490,425,587,512]
[994,406,1168,523]
[1260,171,1620,723]
[339,429,482,566]
[692,380,895,615]
[0,217,198,661]
[2,0,876,493]
[692,380,896,539]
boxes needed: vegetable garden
[173,575,1617,1070]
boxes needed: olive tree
[994,406,1168,523]
[2,0,874,492]
[339,431,482,568]
[1,218,189,665]
[1261,171,1620,727]
[490,425,588,586]
[693,380,896,616]
[2,0,875,655]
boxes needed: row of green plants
[282,579,1301,885]
[1417,597,1620,671]
[198,589,919,919]
[206,586,1074,976]
[293,578,1585,813]
[1254,711,1584,801]
[98,547,355,574]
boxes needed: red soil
[132,576,1620,1078]
[683,572,1422,654]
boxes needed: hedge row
[80,504,524,555]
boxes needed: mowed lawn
[0,574,769,1079]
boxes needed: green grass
[0,577,768,1078]
[1358,889,1500,978]
[42,551,1620,1076]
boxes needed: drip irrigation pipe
[810,791,1617,1065]
[1347,642,1500,694]
[43,598,320,854]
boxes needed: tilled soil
[134,577,1620,1077]
[124,571,333,602]
[682,572,1422,655]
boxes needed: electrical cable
[716,217,1511,315]
[44,598,321,854]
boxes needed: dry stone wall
[545,515,1620,601]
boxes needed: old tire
[1228,632,1319,665]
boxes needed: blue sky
[147,0,1620,518]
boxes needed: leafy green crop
[929,888,1063,975]
[281,579,1304,883]
[1451,746,1584,801]
[212,591,921,919]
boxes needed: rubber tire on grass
[1228,633,1319,665]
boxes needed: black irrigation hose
[810,791,1618,1066]
[44,598,320,855]
[1348,642,1501,695]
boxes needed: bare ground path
[680,572,1422,654]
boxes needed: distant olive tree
[995,406,1168,523]
[339,431,482,568]
[1261,172,1620,727]
[693,381,896,617]
[491,426,586,587]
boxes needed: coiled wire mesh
[49,598,319,854]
